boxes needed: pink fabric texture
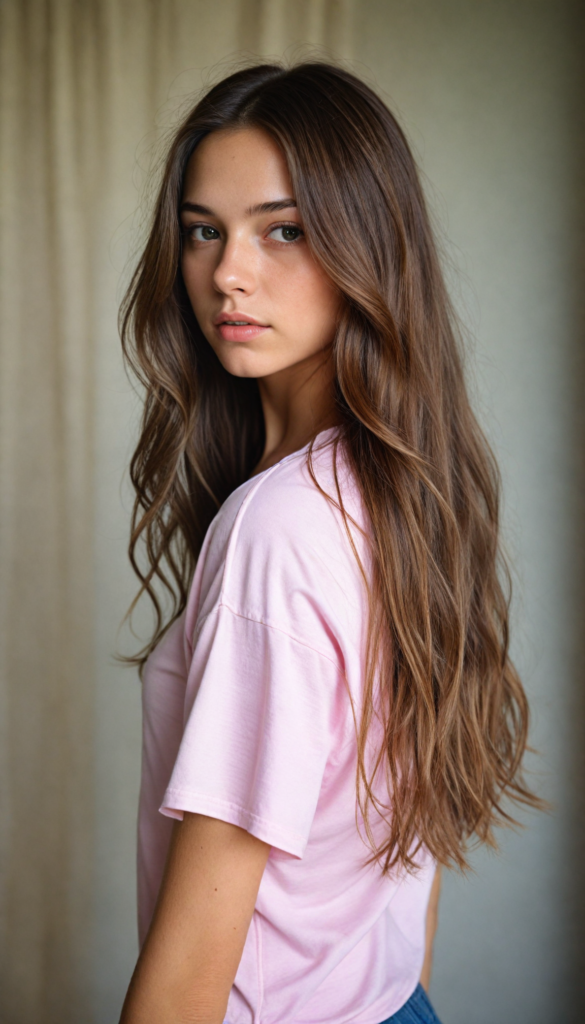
[137,428,436,1024]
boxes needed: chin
[215,346,294,381]
[215,350,271,379]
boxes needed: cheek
[297,274,340,346]
[273,258,340,341]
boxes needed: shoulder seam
[189,603,356,754]
[212,600,342,669]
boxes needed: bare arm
[119,813,271,1024]
[419,865,441,992]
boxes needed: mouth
[214,311,268,327]
[214,311,270,342]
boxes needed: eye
[268,224,304,243]
[186,224,220,242]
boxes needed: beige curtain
[0,2,355,1021]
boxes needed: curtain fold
[0,1,100,1018]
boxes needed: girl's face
[180,127,341,380]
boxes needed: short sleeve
[160,603,344,858]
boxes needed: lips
[214,311,270,343]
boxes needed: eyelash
[183,221,304,245]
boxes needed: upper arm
[160,607,343,859]
[120,813,270,1024]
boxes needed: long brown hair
[120,61,540,872]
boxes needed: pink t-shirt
[137,428,436,1024]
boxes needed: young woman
[118,62,538,1024]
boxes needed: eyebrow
[180,198,297,216]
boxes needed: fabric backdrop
[1,2,583,1023]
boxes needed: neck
[251,348,338,476]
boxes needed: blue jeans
[379,984,443,1024]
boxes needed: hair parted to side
[120,60,542,873]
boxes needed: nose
[213,234,257,296]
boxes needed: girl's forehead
[182,127,293,206]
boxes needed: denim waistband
[378,983,443,1024]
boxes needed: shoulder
[230,432,360,560]
[218,433,369,629]
[186,430,369,662]
[240,440,337,533]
